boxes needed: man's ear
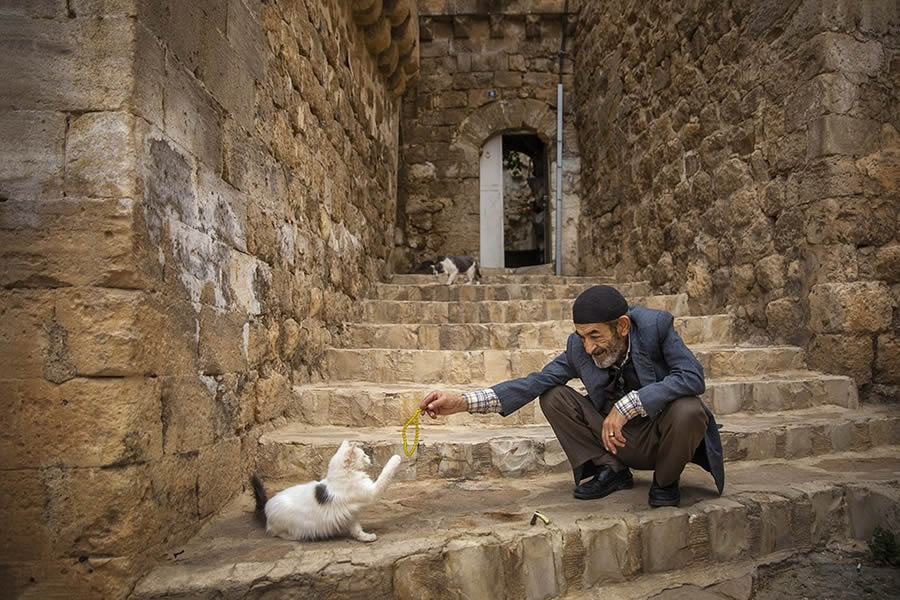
[617,315,630,336]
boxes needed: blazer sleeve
[638,311,706,418]
[491,351,577,416]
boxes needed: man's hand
[601,408,627,454]
[420,391,467,418]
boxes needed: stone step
[290,373,858,428]
[323,344,806,384]
[132,448,900,600]
[387,273,618,285]
[360,294,690,323]
[256,406,899,482]
[337,314,733,350]
[373,281,652,301]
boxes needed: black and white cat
[431,255,481,285]
[251,440,401,542]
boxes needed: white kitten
[431,255,481,285]
[251,440,401,543]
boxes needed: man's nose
[584,340,596,354]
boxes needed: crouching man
[419,285,724,506]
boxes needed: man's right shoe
[573,466,634,500]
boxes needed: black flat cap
[572,285,628,324]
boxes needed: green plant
[869,526,900,566]
[503,150,526,179]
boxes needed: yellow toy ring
[402,408,421,457]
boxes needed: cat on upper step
[251,441,401,542]
[430,255,481,285]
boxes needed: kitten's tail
[250,474,268,527]
[474,261,482,281]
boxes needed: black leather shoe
[648,476,680,507]
[573,466,633,500]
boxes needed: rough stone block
[196,165,249,252]
[0,0,65,17]
[1,556,138,600]
[785,73,858,132]
[517,532,559,600]
[807,334,874,385]
[846,484,900,540]
[2,376,162,469]
[806,197,895,246]
[444,539,506,599]
[809,281,893,333]
[0,197,143,289]
[0,469,54,560]
[253,369,291,423]
[0,110,66,201]
[196,437,241,518]
[703,499,750,562]
[226,0,266,82]
[44,463,166,555]
[133,21,166,126]
[197,306,249,374]
[0,17,134,111]
[808,115,880,158]
[163,53,224,170]
[641,512,692,573]
[815,32,885,77]
[580,519,635,585]
[875,333,900,383]
[66,111,137,198]
[71,0,137,16]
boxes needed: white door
[479,135,504,268]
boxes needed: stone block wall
[395,1,583,274]
[0,0,416,596]
[575,0,898,399]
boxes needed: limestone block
[45,463,166,555]
[197,306,248,374]
[383,0,409,26]
[875,333,900,383]
[809,281,893,333]
[808,244,858,283]
[378,41,400,75]
[846,484,900,540]
[702,499,750,562]
[2,556,139,600]
[196,166,249,252]
[3,376,161,469]
[196,437,241,518]
[0,0,65,17]
[641,512,692,573]
[783,425,813,458]
[860,243,900,283]
[70,0,137,16]
[785,73,858,132]
[750,493,793,555]
[0,197,143,289]
[393,553,450,600]
[814,32,884,77]
[253,369,291,423]
[808,115,880,158]
[0,16,134,111]
[366,16,392,55]
[0,110,65,202]
[444,539,507,599]
[163,52,224,170]
[352,0,382,26]
[0,470,52,560]
[490,439,538,477]
[226,0,266,82]
[580,519,635,585]
[517,532,559,600]
[808,334,874,384]
[196,29,255,132]
[66,111,137,198]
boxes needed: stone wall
[575,0,899,400]
[0,0,415,596]
[394,1,582,274]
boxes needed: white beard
[260,441,401,543]
[592,353,619,369]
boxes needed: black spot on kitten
[314,482,332,504]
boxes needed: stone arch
[450,99,558,178]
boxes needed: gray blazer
[492,305,725,494]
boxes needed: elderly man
[420,285,724,507]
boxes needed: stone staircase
[133,275,900,600]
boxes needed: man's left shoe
[648,476,680,507]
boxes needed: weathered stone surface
[808,281,893,333]
[875,333,900,383]
[0,16,134,111]
[66,112,137,198]
[808,115,880,158]
[807,334,874,384]
[0,110,66,201]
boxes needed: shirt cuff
[463,388,502,414]
[614,390,647,420]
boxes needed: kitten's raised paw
[387,455,402,468]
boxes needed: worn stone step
[323,344,805,384]
[338,314,733,350]
[360,293,690,323]
[132,448,900,600]
[373,281,652,301]
[387,273,619,285]
[290,373,857,428]
[257,406,900,482]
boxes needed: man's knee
[663,396,708,431]
[539,385,573,411]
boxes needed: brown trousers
[539,385,708,487]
